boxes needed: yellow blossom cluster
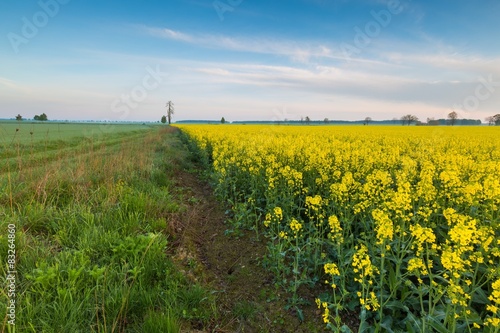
[357,291,380,311]
[409,223,437,256]
[315,299,330,324]
[486,279,500,327]
[289,218,302,234]
[305,195,326,220]
[324,263,340,276]
[264,206,283,228]
[352,244,378,283]
[327,215,343,244]
[372,209,394,246]
[407,258,428,276]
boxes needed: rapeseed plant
[179,124,500,332]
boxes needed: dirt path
[165,130,331,333]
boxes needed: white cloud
[145,27,194,43]
[182,59,500,118]
[140,25,382,65]
[0,77,28,91]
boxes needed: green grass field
[0,122,217,332]
[0,121,153,145]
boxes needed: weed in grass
[232,300,259,320]
[142,310,180,333]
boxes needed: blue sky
[1,0,499,122]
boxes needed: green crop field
[0,122,218,332]
[0,121,153,145]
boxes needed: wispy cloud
[185,60,500,114]
[139,24,500,79]
[138,25,389,65]
[146,27,194,43]
[0,77,26,91]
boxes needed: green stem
[379,245,385,323]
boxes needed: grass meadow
[0,121,217,332]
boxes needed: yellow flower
[322,303,330,324]
[352,244,378,283]
[324,263,340,276]
[264,213,271,227]
[289,218,302,234]
[372,209,393,245]
[410,224,436,256]
[485,317,500,327]
[441,248,466,278]
[315,298,321,309]
[407,258,427,276]
[273,207,283,221]
[489,279,500,307]
[369,292,380,311]
[487,304,499,314]
[328,215,343,244]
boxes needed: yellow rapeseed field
[178,124,500,332]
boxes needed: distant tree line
[14,113,48,121]
[419,118,482,126]
[34,113,48,121]
[167,112,500,126]
[229,117,485,126]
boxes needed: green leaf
[471,287,489,304]
[426,315,448,333]
[359,309,375,333]
[380,315,395,333]
[340,324,353,333]
[385,300,409,313]
[404,312,422,333]
[295,307,304,322]
[388,263,398,291]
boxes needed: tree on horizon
[494,114,500,126]
[34,113,48,121]
[401,114,418,126]
[447,111,458,126]
[166,101,174,124]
